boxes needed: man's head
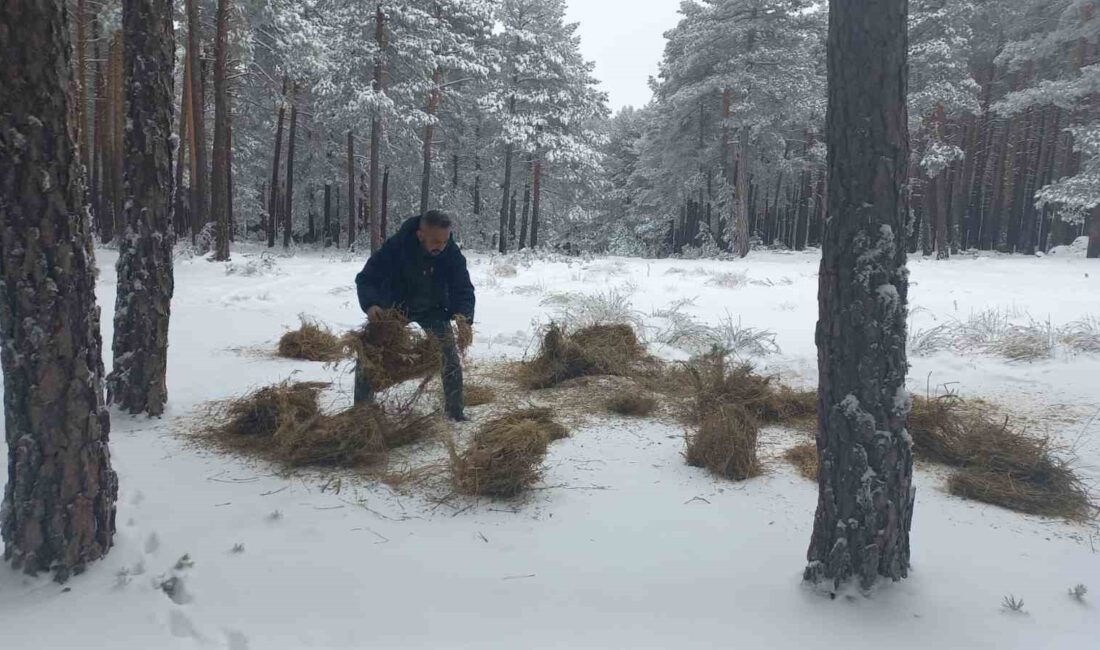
[417,210,453,256]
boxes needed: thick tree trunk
[0,0,118,581]
[369,5,386,252]
[267,76,287,247]
[108,0,177,416]
[530,156,542,248]
[1089,207,1100,258]
[347,130,355,247]
[211,0,231,261]
[92,14,106,236]
[185,0,208,239]
[77,0,90,176]
[806,0,913,592]
[283,82,298,249]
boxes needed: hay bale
[219,381,328,439]
[784,443,819,481]
[909,395,1091,520]
[343,309,442,391]
[685,404,761,481]
[606,391,657,417]
[464,383,496,407]
[277,317,345,362]
[449,408,568,498]
[518,323,645,389]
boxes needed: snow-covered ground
[1,243,1098,650]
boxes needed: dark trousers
[353,319,464,417]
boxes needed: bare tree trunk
[0,0,118,582]
[185,0,208,240]
[806,0,913,592]
[227,112,235,242]
[92,13,106,237]
[734,128,751,257]
[211,0,231,261]
[519,157,532,250]
[283,82,298,249]
[108,0,177,416]
[267,76,287,248]
[176,49,191,237]
[498,141,515,253]
[324,184,332,247]
[77,0,90,177]
[369,5,386,252]
[530,155,542,248]
[1089,206,1100,258]
[347,129,355,247]
[110,32,125,240]
[420,66,443,215]
[381,166,390,239]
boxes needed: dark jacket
[355,216,476,323]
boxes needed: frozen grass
[909,308,1098,360]
[541,284,642,330]
[649,302,780,358]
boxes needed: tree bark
[265,74,286,247]
[211,0,231,261]
[369,5,386,252]
[420,66,443,215]
[498,141,515,253]
[381,166,390,239]
[227,112,235,241]
[530,156,542,248]
[519,157,532,250]
[108,0,177,416]
[0,0,118,581]
[176,49,191,237]
[323,184,332,247]
[76,0,90,177]
[734,128,751,257]
[92,13,106,237]
[347,129,355,247]
[283,82,298,248]
[806,0,913,592]
[1089,207,1100,258]
[185,0,208,239]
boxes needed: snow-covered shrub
[711,316,781,357]
[541,284,641,329]
[705,270,749,288]
[1060,317,1100,354]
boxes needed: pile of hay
[210,381,435,469]
[908,396,1090,519]
[682,351,815,426]
[464,383,496,407]
[456,317,474,353]
[343,309,442,391]
[784,443,819,481]
[606,391,657,417]
[449,408,568,498]
[277,317,345,362]
[517,323,645,389]
[685,405,761,481]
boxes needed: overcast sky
[564,0,683,113]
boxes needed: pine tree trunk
[267,76,287,248]
[185,0,208,240]
[531,156,542,249]
[369,5,386,252]
[381,166,389,239]
[92,13,106,237]
[227,113,235,241]
[1089,207,1100,258]
[0,0,118,581]
[734,129,751,257]
[176,50,191,237]
[283,82,298,249]
[519,158,532,250]
[806,0,913,592]
[498,141,515,253]
[323,184,332,247]
[420,66,443,215]
[347,130,355,247]
[211,0,231,261]
[76,0,90,177]
[108,0,177,416]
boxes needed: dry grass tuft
[909,396,1091,520]
[448,408,568,498]
[784,443,819,481]
[277,317,345,362]
[685,404,761,481]
[464,383,496,407]
[343,309,441,391]
[456,318,474,353]
[605,391,657,417]
[208,381,436,469]
[517,323,645,389]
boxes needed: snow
[1,245,1099,649]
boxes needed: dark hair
[421,210,452,229]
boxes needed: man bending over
[354,210,475,421]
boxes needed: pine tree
[212,0,233,261]
[0,0,119,581]
[805,0,914,591]
[107,0,177,416]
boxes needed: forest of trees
[58,0,1100,259]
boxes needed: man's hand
[367,306,384,323]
